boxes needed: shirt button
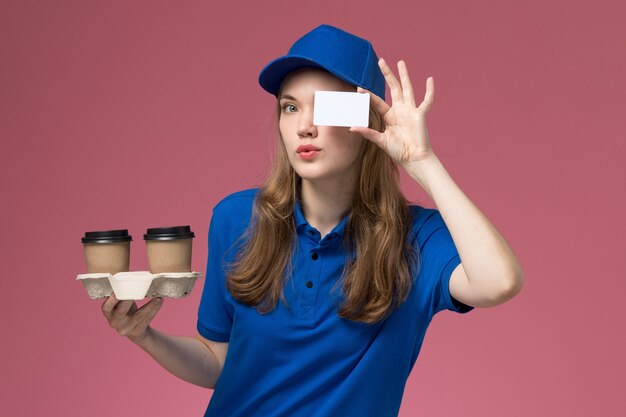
[306,281,313,288]
[308,230,314,235]
[311,252,319,260]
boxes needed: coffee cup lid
[144,225,195,241]
[82,229,132,244]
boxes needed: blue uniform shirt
[197,188,473,417]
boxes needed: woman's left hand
[350,58,436,168]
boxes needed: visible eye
[282,103,297,113]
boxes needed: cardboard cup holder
[77,271,202,300]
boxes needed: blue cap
[258,24,386,101]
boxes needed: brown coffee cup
[144,226,194,274]
[82,229,132,274]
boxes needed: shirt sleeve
[419,210,475,317]
[196,207,235,342]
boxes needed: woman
[102,24,524,417]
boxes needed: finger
[349,126,384,149]
[378,58,403,104]
[136,297,163,315]
[119,298,162,336]
[128,301,139,315]
[113,300,135,318]
[129,298,163,328]
[398,60,416,106]
[356,86,390,117]
[417,76,435,113]
[101,293,119,318]
[130,299,163,332]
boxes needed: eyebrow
[278,94,297,101]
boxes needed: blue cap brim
[258,55,359,98]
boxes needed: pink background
[1,0,624,415]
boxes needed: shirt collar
[295,196,349,239]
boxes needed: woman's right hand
[101,293,164,345]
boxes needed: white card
[313,91,370,127]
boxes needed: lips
[297,145,321,153]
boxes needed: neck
[299,173,356,235]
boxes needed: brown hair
[224,76,419,324]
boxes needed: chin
[293,166,332,181]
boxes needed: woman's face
[278,68,365,182]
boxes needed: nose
[297,107,318,138]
